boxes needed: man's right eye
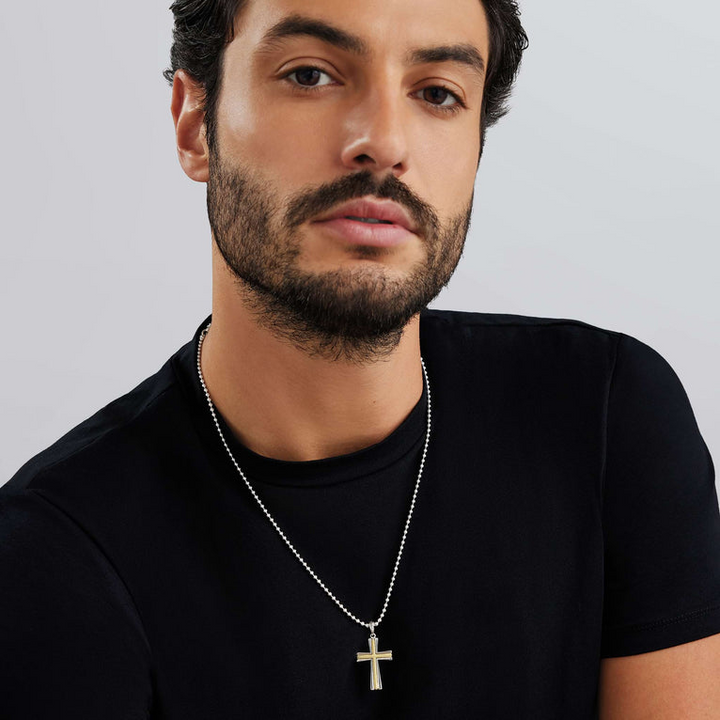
[282,66,336,89]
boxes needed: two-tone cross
[356,624,393,690]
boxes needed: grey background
[1,1,717,486]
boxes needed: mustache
[284,170,438,237]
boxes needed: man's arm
[0,491,153,719]
[598,633,720,719]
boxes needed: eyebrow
[255,14,486,83]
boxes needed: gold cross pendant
[356,624,392,690]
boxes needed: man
[1,0,719,717]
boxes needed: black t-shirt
[2,309,719,719]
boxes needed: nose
[339,84,410,178]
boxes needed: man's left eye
[420,86,461,107]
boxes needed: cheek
[218,90,335,182]
[415,127,479,216]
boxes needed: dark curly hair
[163,0,528,159]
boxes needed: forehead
[232,0,490,69]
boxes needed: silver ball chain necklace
[196,321,432,691]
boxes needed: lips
[314,198,417,234]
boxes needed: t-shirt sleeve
[600,333,720,657]
[0,490,153,718]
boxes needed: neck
[200,257,425,463]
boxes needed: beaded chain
[195,321,433,633]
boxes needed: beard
[206,149,473,363]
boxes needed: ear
[171,70,210,183]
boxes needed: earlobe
[171,70,210,183]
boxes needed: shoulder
[420,307,621,348]
[419,308,626,377]
[418,309,699,421]
[0,330,207,582]
[0,338,195,657]
[2,341,191,498]
[418,308,683,370]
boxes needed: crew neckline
[173,315,429,488]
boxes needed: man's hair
[162,0,529,158]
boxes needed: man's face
[207,0,489,360]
